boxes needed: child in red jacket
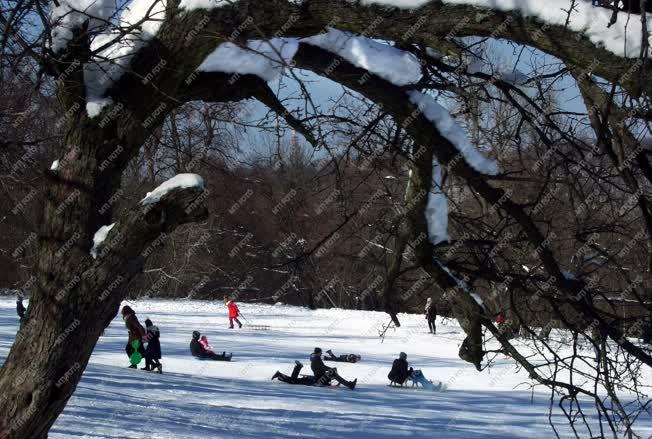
[225,295,243,329]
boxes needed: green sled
[130,340,143,365]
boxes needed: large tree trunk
[0,111,208,437]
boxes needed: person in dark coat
[122,305,146,368]
[324,349,361,363]
[642,318,652,344]
[425,297,437,334]
[143,318,162,373]
[388,352,413,386]
[16,294,26,321]
[190,331,232,361]
[271,360,316,386]
[310,347,357,389]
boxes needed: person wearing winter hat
[143,318,162,373]
[388,352,413,386]
[190,331,232,361]
[310,347,357,390]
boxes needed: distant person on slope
[122,305,146,369]
[271,360,316,386]
[310,347,357,390]
[641,317,652,344]
[190,331,232,361]
[425,297,437,334]
[388,352,413,386]
[225,295,243,329]
[16,292,26,322]
[143,318,162,373]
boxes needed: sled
[407,370,446,391]
[194,353,233,362]
[129,340,143,365]
[245,324,271,331]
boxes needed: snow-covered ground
[1,299,650,438]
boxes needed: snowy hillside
[1,300,650,438]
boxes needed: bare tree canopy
[0,0,651,437]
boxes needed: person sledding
[190,331,232,361]
[388,352,444,391]
[225,295,243,329]
[142,318,162,373]
[122,305,146,369]
[310,347,357,390]
[324,349,361,363]
[271,360,316,386]
[388,352,413,386]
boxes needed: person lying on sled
[271,361,316,386]
[324,349,361,363]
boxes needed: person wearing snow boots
[388,352,413,386]
[310,347,357,390]
[190,331,232,361]
[143,318,162,373]
[122,305,146,369]
[225,295,243,329]
[425,297,437,334]
[271,361,316,386]
[324,349,361,363]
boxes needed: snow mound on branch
[362,0,650,58]
[178,0,229,10]
[49,0,115,53]
[425,160,448,244]
[302,28,422,86]
[86,97,113,118]
[466,53,529,85]
[141,173,205,205]
[83,0,167,116]
[91,223,115,259]
[50,160,60,171]
[407,90,499,175]
[197,39,299,82]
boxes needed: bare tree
[0,0,651,437]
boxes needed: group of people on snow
[272,347,358,389]
[119,296,242,369]
[121,305,162,373]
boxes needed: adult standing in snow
[388,352,413,386]
[425,297,437,334]
[122,305,146,368]
[225,295,243,329]
[310,347,357,389]
[16,292,26,322]
[143,318,162,373]
[271,360,316,386]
